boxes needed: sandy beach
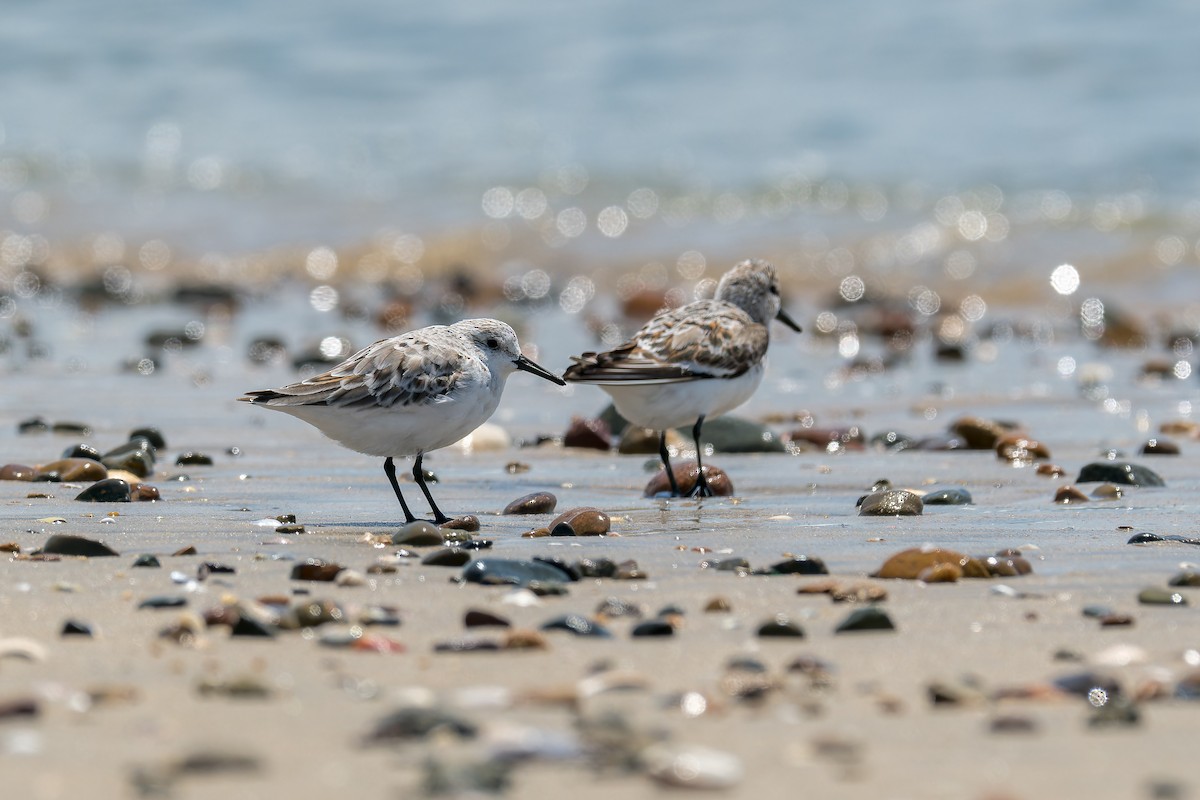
[2,284,1198,800]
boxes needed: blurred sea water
[2,0,1200,301]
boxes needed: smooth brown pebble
[643,461,734,497]
[0,464,37,481]
[1054,485,1089,504]
[996,436,1050,463]
[563,416,611,450]
[549,507,611,536]
[873,548,989,580]
[38,458,108,482]
[1140,437,1180,455]
[502,492,557,515]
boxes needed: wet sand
[2,288,1198,800]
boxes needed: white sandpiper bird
[563,259,801,497]
[241,318,565,524]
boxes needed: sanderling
[564,259,801,497]
[240,318,564,524]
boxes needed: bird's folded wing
[241,338,464,409]
[565,305,768,384]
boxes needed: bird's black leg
[412,451,451,524]
[383,456,417,524]
[659,430,680,497]
[688,416,713,498]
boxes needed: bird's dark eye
[485,337,500,349]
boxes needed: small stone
[917,563,963,582]
[769,556,828,575]
[872,547,990,580]
[1138,587,1188,606]
[101,440,156,478]
[38,458,108,482]
[1054,485,1089,504]
[643,461,734,497]
[129,427,167,449]
[61,443,102,460]
[1091,483,1124,500]
[335,569,367,587]
[0,464,36,481]
[61,620,93,637]
[990,715,1038,734]
[18,417,50,434]
[421,548,471,567]
[365,707,478,744]
[274,523,305,534]
[704,596,732,613]
[291,559,343,581]
[1076,462,1165,487]
[74,478,132,502]
[172,545,198,556]
[858,489,923,516]
[870,430,915,451]
[756,615,805,637]
[996,435,1051,463]
[433,637,501,653]
[462,558,576,587]
[1036,463,1066,478]
[1099,613,1135,627]
[949,416,1012,449]
[1168,571,1200,587]
[503,629,548,650]
[138,596,188,609]
[1141,437,1180,455]
[391,521,445,546]
[540,614,612,637]
[1127,532,1200,546]
[464,609,510,628]
[785,425,865,452]
[563,416,611,450]
[504,461,530,474]
[595,597,644,619]
[549,507,610,536]
[694,415,787,453]
[631,620,674,637]
[133,483,161,501]
[922,487,973,505]
[834,606,895,633]
[829,583,889,603]
[983,555,1033,576]
[439,515,480,532]
[41,534,119,557]
[175,452,214,466]
[0,698,39,720]
[502,492,557,515]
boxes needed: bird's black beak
[776,307,803,333]
[515,354,567,385]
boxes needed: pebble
[872,547,991,580]
[502,492,557,515]
[643,461,734,497]
[834,606,896,633]
[175,452,214,466]
[996,435,1051,464]
[769,555,829,575]
[858,489,923,516]
[61,620,94,637]
[922,487,973,505]
[101,440,156,477]
[335,569,367,587]
[1054,485,1089,504]
[704,596,732,613]
[1127,532,1200,546]
[1076,461,1166,487]
[61,442,101,459]
[983,555,1032,576]
[440,515,481,532]
[464,609,510,628]
[696,415,786,453]
[1036,463,1066,477]
[549,507,611,536]
[595,597,644,619]
[540,614,612,637]
[1090,483,1123,500]
[989,715,1039,734]
[74,478,132,502]
[756,614,805,637]
[290,559,344,581]
[38,458,108,482]
[870,430,915,451]
[1141,437,1180,455]
[138,596,188,609]
[0,464,36,481]
[421,548,471,567]
[644,744,743,791]
[1168,571,1200,587]
[391,521,445,546]
[1137,587,1188,606]
[631,620,674,637]
[785,425,865,452]
[41,534,119,557]
[949,416,1014,449]
[562,416,612,450]
[364,707,478,743]
[618,426,683,455]
[462,558,576,587]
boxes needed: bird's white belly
[273,385,502,457]
[601,364,764,430]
